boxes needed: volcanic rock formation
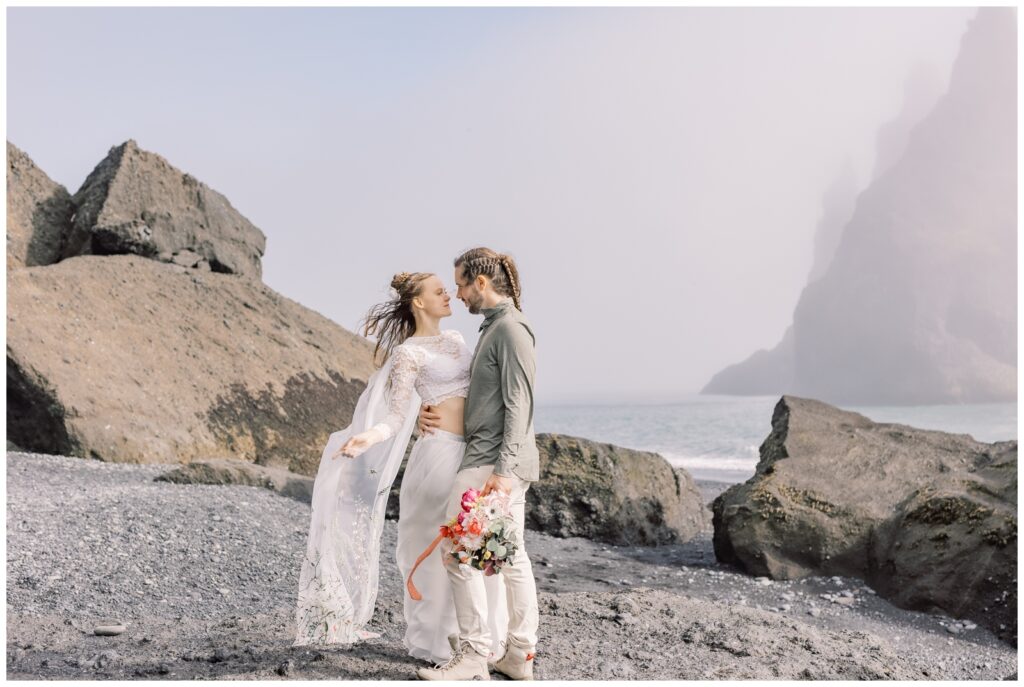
[704,9,1016,404]
[7,140,376,474]
[713,396,1017,642]
[6,141,74,269]
[527,433,709,545]
[61,140,266,278]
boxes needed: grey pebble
[93,624,126,636]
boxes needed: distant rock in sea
[703,8,1016,404]
[712,395,1017,643]
[61,140,266,278]
[701,324,795,396]
[6,141,74,269]
[807,160,861,285]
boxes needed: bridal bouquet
[441,488,518,576]
[406,486,519,601]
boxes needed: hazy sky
[7,7,976,403]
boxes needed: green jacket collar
[479,298,515,332]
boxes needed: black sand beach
[6,451,1015,680]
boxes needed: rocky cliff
[7,141,376,474]
[703,9,1016,404]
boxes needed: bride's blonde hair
[362,271,433,365]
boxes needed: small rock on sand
[93,624,126,636]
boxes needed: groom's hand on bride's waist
[417,404,441,436]
[481,473,514,496]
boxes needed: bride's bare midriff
[430,396,465,436]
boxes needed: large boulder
[61,140,266,278]
[6,254,375,475]
[6,141,74,269]
[383,433,707,544]
[526,433,708,545]
[713,396,1017,642]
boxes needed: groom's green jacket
[461,298,540,482]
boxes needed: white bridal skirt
[396,429,509,664]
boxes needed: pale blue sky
[7,7,977,402]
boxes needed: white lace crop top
[369,329,473,441]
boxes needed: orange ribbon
[406,532,447,601]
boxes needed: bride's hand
[334,434,371,459]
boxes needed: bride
[293,271,508,665]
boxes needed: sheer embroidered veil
[293,356,420,645]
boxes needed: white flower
[482,492,511,516]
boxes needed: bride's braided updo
[454,247,522,311]
[390,272,414,291]
[362,271,433,365]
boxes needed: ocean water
[535,395,1018,484]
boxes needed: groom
[416,247,540,681]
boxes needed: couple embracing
[294,247,539,681]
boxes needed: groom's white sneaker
[493,639,535,681]
[416,642,490,681]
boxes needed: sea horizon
[535,394,1018,484]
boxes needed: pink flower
[457,511,467,526]
[461,488,480,511]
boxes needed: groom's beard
[466,294,484,314]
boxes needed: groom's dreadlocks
[454,247,522,311]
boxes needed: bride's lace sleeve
[368,345,419,441]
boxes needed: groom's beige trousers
[444,465,539,658]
